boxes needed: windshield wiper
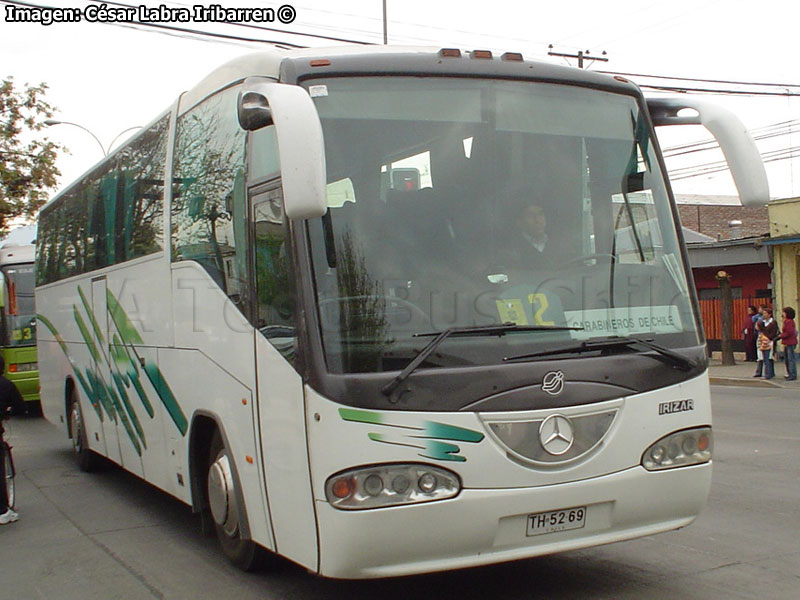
[504,336,697,371]
[381,323,583,398]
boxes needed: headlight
[325,464,461,510]
[642,427,712,471]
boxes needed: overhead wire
[6,0,799,184]
[86,0,373,45]
[0,0,306,47]
[6,0,800,94]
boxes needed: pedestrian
[753,308,779,379]
[778,306,797,381]
[743,305,758,362]
[1,355,26,525]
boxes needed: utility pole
[716,270,736,366]
[382,0,388,44]
[547,45,608,69]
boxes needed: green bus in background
[0,243,39,414]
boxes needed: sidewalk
[707,352,800,388]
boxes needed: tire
[206,428,263,571]
[3,443,13,510]
[69,393,100,472]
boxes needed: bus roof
[0,243,35,266]
[179,44,635,115]
[40,44,640,217]
[179,45,441,112]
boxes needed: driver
[503,203,559,269]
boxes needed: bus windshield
[2,263,36,347]
[304,76,700,374]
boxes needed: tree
[0,77,64,234]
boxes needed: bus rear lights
[310,59,331,67]
[8,362,36,373]
[325,464,460,510]
[642,427,712,471]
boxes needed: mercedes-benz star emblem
[542,370,565,396]
[539,414,575,456]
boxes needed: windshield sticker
[308,85,328,98]
[564,305,683,339]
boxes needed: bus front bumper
[314,462,711,579]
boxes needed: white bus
[36,46,768,578]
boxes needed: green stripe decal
[340,409,484,462]
[78,286,105,346]
[143,361,187,436]
[106,290,144,345]
[37,314,103,420]
[40,282,189,459]
[113,372,146,449]
[85,369,116,421]
[36,314,69,356]
[129,371,154,418]
[421,440,467,462]
[339,408,385,425]
[73,307,100,362]
[107,381,142,455]
[423,422,484,443]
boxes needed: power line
[87,0,373,45]
[547,45,608,69]
[7,0,800,97]
[669,146,800,180]
[642,84,800,97]
[602,70,800,89]
[1,0,306,47]
[663,121,800,158]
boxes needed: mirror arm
[647,97,770,206]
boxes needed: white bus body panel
[38,255,176,478]
[254,333,318,571]
[170,262,273,550]
[305,373,712,578]
[315,463,710,578]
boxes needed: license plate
[527,506,587,536]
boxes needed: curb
[709,376,781,388]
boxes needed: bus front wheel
[207,429,263,571]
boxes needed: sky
[2,0,799,208]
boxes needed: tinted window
[36,114,169,285]
[171,86,247,302]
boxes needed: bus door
[90,276,124,467]
[250,181,318,570]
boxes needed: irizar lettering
[658,399,694,415]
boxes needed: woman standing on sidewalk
[743,305,758,362]
[754,308,779,379]
[779,307,797,381]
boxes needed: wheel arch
[188,410,253,542]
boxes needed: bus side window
[252,185,296,361]
[172,85,248,304]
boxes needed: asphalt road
[1,385,798,600]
